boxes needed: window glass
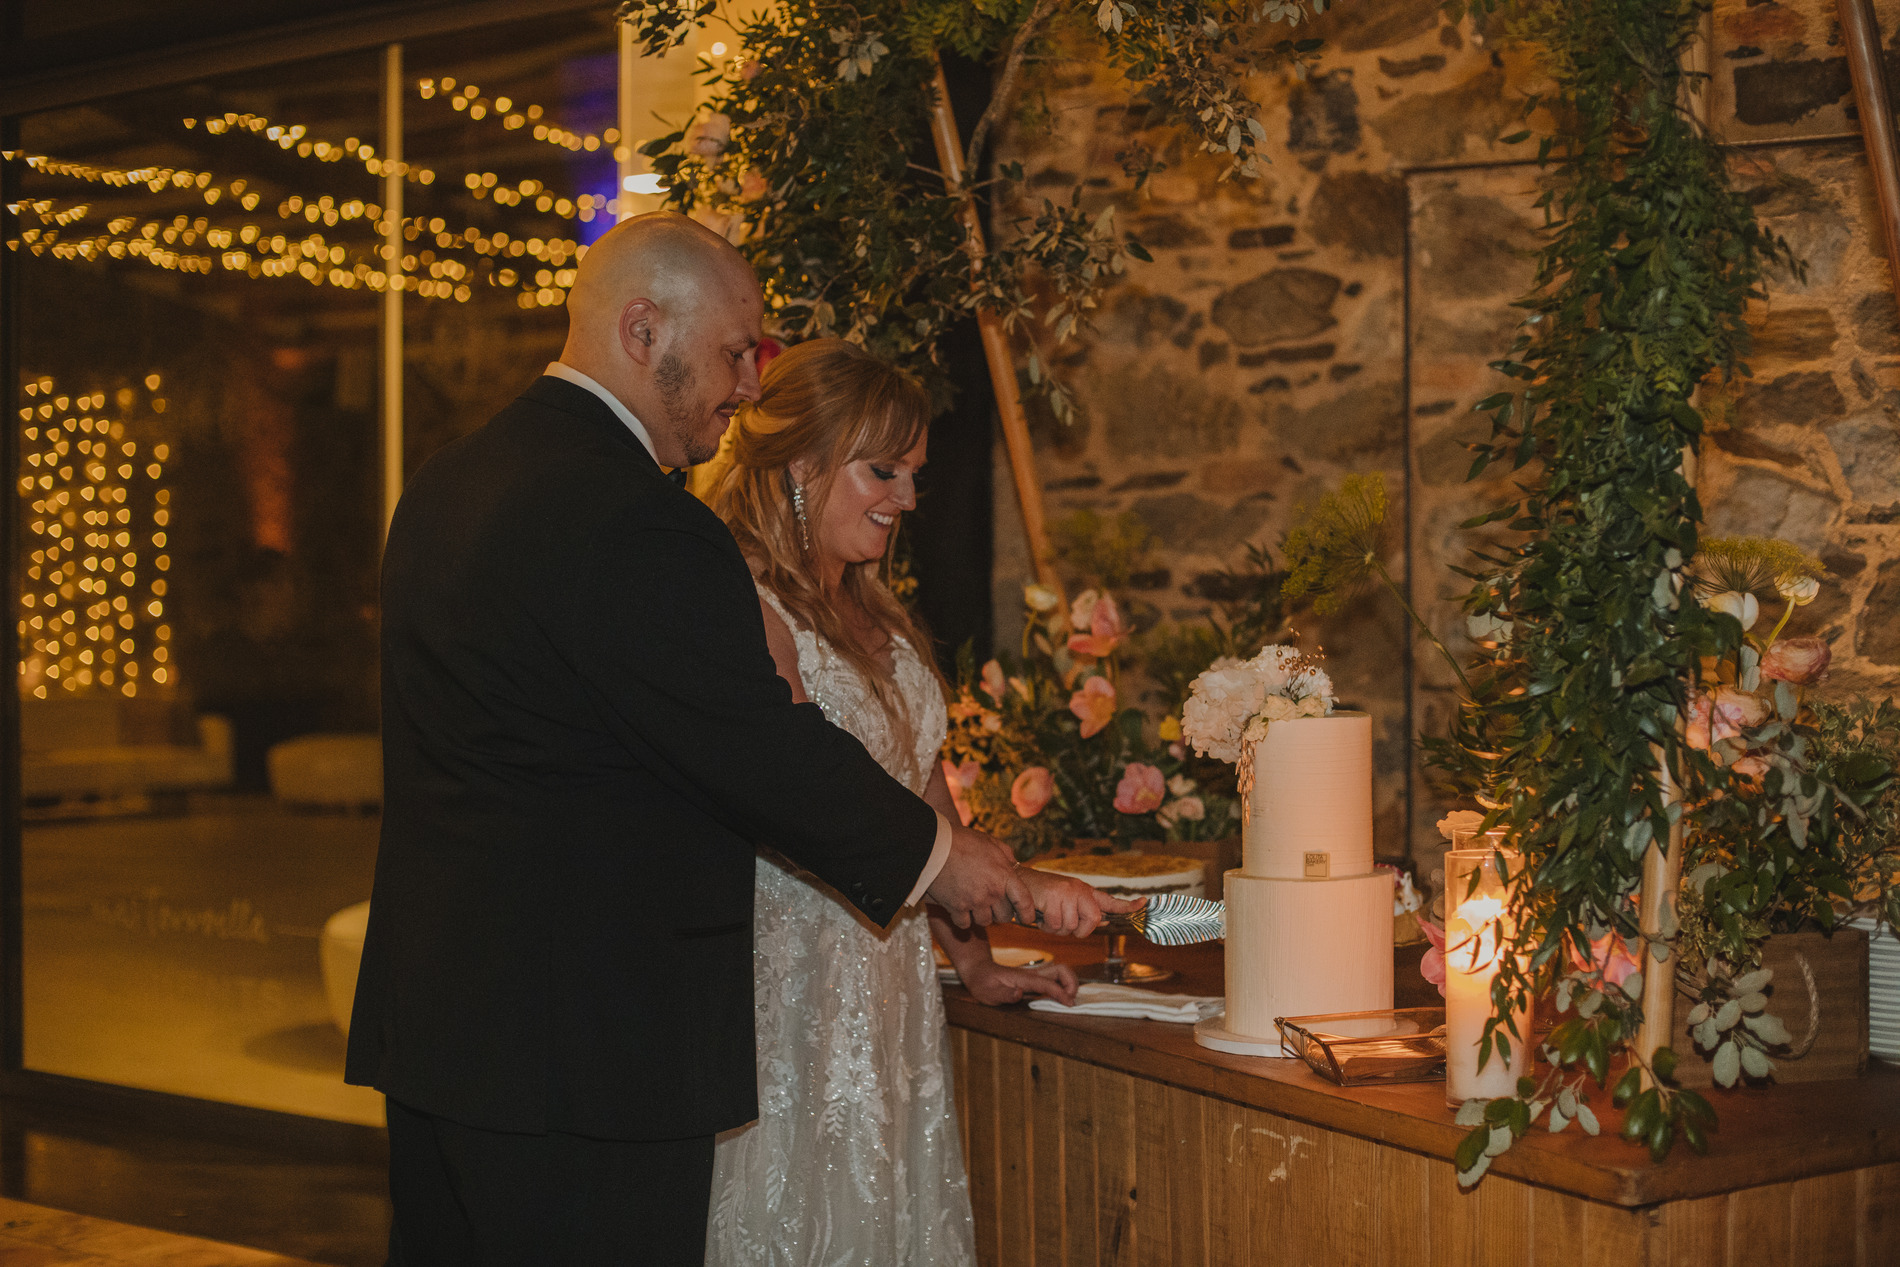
[10,11,704,1122]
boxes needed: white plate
[935,944,1052,982]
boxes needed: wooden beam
[924,60,1061,594]
[1839,0,1900,314]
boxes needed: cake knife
[1033,892,1227,945]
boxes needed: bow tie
[666,467,689,488]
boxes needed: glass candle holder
[1443,844,1530,1105]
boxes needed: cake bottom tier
[1221,870,1395,1048]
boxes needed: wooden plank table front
[945,928,1899,1266]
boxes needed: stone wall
[993,0,1900,867]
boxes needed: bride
[702,338,1079,1265]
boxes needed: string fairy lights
[16,374,173,699]
[182,111,436,185]
[6,106,602,304]
[418,76,612,155]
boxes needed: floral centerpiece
[943,583,1237,859]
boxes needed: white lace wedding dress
[705,587,977,1267]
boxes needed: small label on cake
[1303,851,1331,878]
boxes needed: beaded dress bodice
[704,586,974,1267]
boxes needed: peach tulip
[1010,766,1055,818]
[979,658,1008,703]
[1066,592,1126,659]
[1113,762,1166,815]
[1069,675,1117,739]
[942,759,980,826]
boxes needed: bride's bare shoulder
[753,583,810,704]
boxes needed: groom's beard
[655,351,722,467]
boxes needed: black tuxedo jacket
[344,375,936,1140]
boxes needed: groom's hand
[928,825,1038,929]
[1014,867,1144,938]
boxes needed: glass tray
[1275,1008,1448,1086]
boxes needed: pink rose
[1113,762,1165,815]
[1066,593,1126,659]
[1685,686,1770,750]
[979,658,1007,703]
[942,758,980,826]
[1011,766,1054,818]
[1419,919,1446,997]
[1760,636,1831,687]
[1069,675,1117,739]
[688,111,731,156]
[1572,932,1641,989]
[738,170,769,202]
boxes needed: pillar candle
[1443,849,1529,1104]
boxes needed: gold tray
[1274,1008,1448,1086]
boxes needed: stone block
[1210,268,1342,346]
[1736,370,1848,429]
[1704,465,1840,552]
[1857,559,1900,665]
[1308,171,1408,258]
[1750,306,1838,366]
[1821,410,1900,506]
[1093,364,1242,457]
[1130,492,1273,554]
[1274,380,1406,464]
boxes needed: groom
[346,213,1123,1265]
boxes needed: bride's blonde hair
[707,338,941,716]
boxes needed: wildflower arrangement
[943,583,1237,859]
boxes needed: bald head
[560,212,765,468]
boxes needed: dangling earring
[791,481,812,551]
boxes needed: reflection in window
[8,12,704,1124]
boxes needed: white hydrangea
[1180,644,1334,765]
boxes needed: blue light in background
[562,50,620,244]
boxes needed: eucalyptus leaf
[1712,1041,1740,1088]
[1485,1124,1515,1157]
[1740,1044,1772,1079]
[1732,968,1772,994]
[1575,1103,1600,1136]
[1454,1098,1487,1127]
[1714,999,1741,1030]
[1742,1012,1791,1046]
[1738,991,1767,1014]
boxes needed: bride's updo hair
[708,337,940,713]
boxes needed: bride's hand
[958,959,1080,1008]
[1014,866,1145,937]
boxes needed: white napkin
[1028,983,1223,1024]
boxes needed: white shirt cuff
[904,811,954,908]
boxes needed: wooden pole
[924,59,1062,593]
[1635,747,1687,1078]
[1634,13,1719,1077]
[1839,0,1900,316]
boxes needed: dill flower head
[1281,473,1388,616]
[1693,537,1825,600]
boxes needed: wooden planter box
[1669,926,1870,1086]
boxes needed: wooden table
[945,929,1899,1266]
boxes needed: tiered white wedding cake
[1178,648,1394,1056]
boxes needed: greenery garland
[1430,0,1809,1178]
[616,0,1333,411]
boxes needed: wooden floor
[0,1197,326,1266]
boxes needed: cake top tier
[1240,710,1374,879]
